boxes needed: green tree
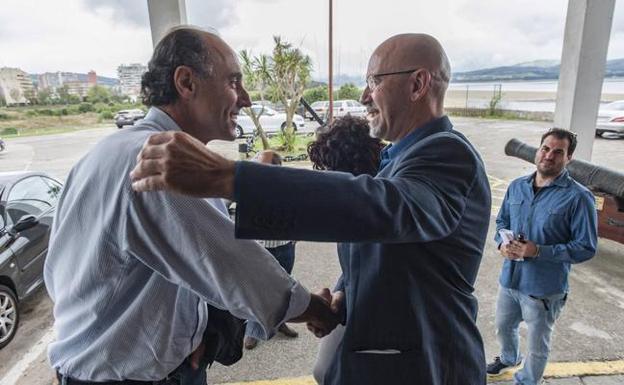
[240,50,271,149]
[303,85,328,104]
[87,85,112,104]
[37,88,53,105]
[57,85,72,104]
[336,83,362,101]
[269,36,311,152]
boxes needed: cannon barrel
[505,138,624,199]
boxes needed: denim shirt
[494,169,597,296]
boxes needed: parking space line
[0,328,55,385]
[214,360,624,384]
[487,359,624,382]
[216,376,315,385]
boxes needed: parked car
[114,109,146,129]
[596,100,624,137]
[307,101,329,120]
[236,105,305,137]
[332,99,367,118]
[306,100,367,120]
[0,171,62,349]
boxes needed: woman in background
[307,114,384,384]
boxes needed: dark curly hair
[307,115,384,176]
[141,27,214,106]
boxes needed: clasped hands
[289,289,343,339]
[500,239,538,260]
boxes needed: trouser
[495,287,567,385]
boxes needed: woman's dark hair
[141,27,213,107]
[307,115,384,176]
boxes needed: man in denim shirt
[486,128,597,385]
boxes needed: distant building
[87,70,97,86]
[117,63,146,100]
[64,80,92,98]
[38,72,64,90]
[0,67,35,106]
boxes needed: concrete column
[146,0,188,48]
[554,0,615,161]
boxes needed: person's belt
[56,371,172,385]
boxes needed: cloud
[82,0,149,26]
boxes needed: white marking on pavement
[569,321,612,340]
[0,328,55,385]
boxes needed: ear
[409,69,431,102]
[172,66,196,100]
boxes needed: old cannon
[505,138,624,244]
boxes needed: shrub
[78,102,94,113]
[60,108,68,116]
[1,127,18,135]
[0,112,11,120]
[37,109,54,116]
[66,105,81,115]
[99,110,114,120]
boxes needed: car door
[5,176,60,295]
[258,107,282,133]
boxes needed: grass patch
[253,133,315,158]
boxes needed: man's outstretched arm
[130,131,236,198]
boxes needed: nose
[238,86,252,107]
[360,86,371,105]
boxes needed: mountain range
[452,59,624,82]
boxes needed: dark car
[0,171,62,349]
[114,109,146,129]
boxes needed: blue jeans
[495,287,567,385]
[245,242,296,337]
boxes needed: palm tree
[239,50,271,149]
[270,36,312,152]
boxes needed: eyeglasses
[366,69,444,91]
[366,69,418,91]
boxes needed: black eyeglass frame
[366,68,442,90]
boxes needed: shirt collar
[144,107,183,132]
[380,115,452,166]
[524,168,571,188]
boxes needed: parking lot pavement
[1,118,623,385]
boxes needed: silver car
[235,105,305,137]
[596,100,624,137]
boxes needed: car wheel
[281,122,297,132]
[235,125,244,138]
[0,284,19,349]
[596,130,604,137]
[116,124,123,129]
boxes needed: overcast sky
[1,0,623,80]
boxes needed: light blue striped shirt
[44,108,310,381]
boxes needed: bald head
[372,33,450,98]
[361,33,451,142]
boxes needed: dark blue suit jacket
[234,116,490,385]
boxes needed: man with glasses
[131,33,491,385]
[487,128,597,385]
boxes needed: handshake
[289,288,345,338]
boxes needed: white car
[235,105,305,137]
[332,99,367,118]
[307,99,367,120]
[596,100,624,137]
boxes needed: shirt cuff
[246,281,310,340]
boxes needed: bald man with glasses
[131,33,491,385]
